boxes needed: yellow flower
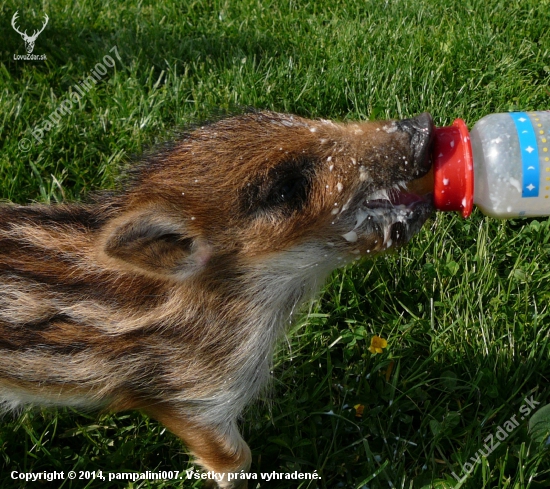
[354,404,365,418]
[368,335,388,354]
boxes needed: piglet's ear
[101,210,211,279]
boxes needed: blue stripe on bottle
[510,112,539,198]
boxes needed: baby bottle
[431,111,550,218]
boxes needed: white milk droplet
[342,231,358,242]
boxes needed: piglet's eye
[267,176,308,207]
[241,159,315,216]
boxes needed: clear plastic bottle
[431,111,550,218]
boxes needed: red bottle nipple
[432,119,474,218]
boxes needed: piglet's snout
[396,112,434,177]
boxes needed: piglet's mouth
[363,188,433,210]
[363,154,436,213]
[391,191,433,207]
[358,187,434,249]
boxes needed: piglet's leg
[144,404,251,489]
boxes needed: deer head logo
[11,11,49,54]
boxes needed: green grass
[1,0,550,487]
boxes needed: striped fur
[0,111,434,488]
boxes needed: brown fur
[0,110,434,488]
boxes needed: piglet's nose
[396,112,434,170]
[402,112,434,132]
